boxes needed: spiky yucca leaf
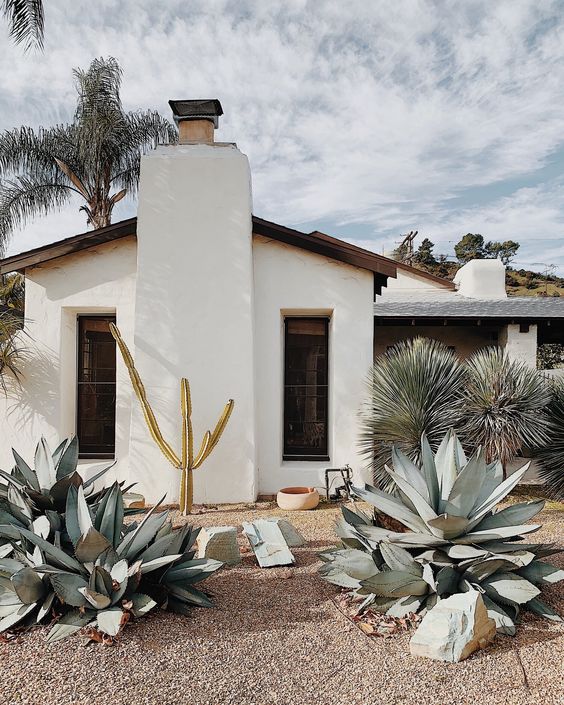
[536,379,564,499]
[359,338,466,488]
[319,429,563,635]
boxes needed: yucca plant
[320,429,563,636]
[461,348,552,475]
[0,474,222,641]
[536,379,564,499]
[359,338,466,488]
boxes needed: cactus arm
[193,431,212,469]
[109,323,181,468]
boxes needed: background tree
[412,237,437,268]
[0,56,177,254]
[2,0,44,50]
[454,233,486,263]
[484,239,520,265]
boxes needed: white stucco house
[1,99,562,504]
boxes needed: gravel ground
[1,500,563,705]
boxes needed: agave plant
[0,478,222,641]
[320,430,563,636]
[359,338,465,488]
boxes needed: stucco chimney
[454,259,507,300]
[169,99,223,144]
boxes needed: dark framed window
[283,317,329,460]
[77,315,116,459]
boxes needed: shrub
[319,430,563,636]
[0,437,222,641]
[536,380,564,499]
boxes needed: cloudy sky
[1,0,564,272]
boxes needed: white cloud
[0,0,563,272]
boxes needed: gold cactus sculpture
[109,323,234,515]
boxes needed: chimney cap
[168,99,223,128]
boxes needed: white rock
[197,526,241,566]
[409,591,496,662]
[265,519,306,547]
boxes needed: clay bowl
[276,486,320,511]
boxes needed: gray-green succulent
[0,438,222,641]
[320,429,563,635]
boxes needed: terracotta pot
[276,486,320,511]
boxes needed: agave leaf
[34,438,57,491]
[473,501,545,532]
[444,449,487,518]
[391,447,430,502]
[11,567,46,604]
[163,558,223,584]
[67,485,94,548]
[351,485,427,533]
[51,573,89,607]
[420,433,440,512]
[51,439,68,468]
[464,558,518,583]
[360,570,429,597]
[525,597,563,622]
[387,532,449,548]
[55,437,79,480]
[37,590,56,623]
[130,592,157,617]
[140,554,183,574]
[482,572,540,606]
[490,551,536,568]
[17,528,84,573]
[49,472,82,509]
[109,559,128,585]
[138,532,179,563]
[435,430,459,508]
[380,542,422,577]
[96,607,124,636]
[341,505,371,527]
[415,550,454,567]
[454,524,541,544]
[386,594,425,618]
[384,469,438,528]
[83,463,115,490]
[518,561,564,585]
[75,528,111,564]
[317,549,379,581]
[319,564,361,589]
[0,468,26,490]
[97,483,124,549]
[8,485,32,523]
[31,515,51,540]
[482,595,516,635]
[11,449,40,491]
[426,514,470,540]
[116,501,168,561]
[435,565,459,595]
[446,544,487,560]
[96,547,119,572]
[468,462,531,525]
[166,584,214,608]
[0,558,26,576]
[46,608,94,642]
[0,602,36,632]
[89,566,113,597]
[79,587,112,610]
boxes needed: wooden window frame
[283,316,330,461]
[76,314,117,460]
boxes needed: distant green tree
[485,240,520,265]
[454,233,486,263]
[413,238,437,268]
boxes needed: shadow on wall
[4,336,58,434]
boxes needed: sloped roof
[0,216,455,290]
[374,296,564,319]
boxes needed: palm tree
[0,56,177,253]
[0,272,25,312]
[359,337,466,487]
[460,347,551,475]
[2,0,44,50]
[0,310,25,393]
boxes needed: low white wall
[379,267,451,298]
[253,234,374,494]
[0,238,137,485]
[500,323,538,367]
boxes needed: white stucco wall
[378,267,452,298]
[454,259,507,300]
[253,234,374,494]
[500,323,538,367]
[130,143,257,505]
[374,324,501,359]
[0,237,137,485]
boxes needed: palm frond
[535,379,564,499]
[0,177,73,250]
[461,347,552,469]
[359,337,466,487]
[0,310,26,393]
[0,272,24,311]
[2,0,44,50]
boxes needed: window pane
[283,317,329,459]
[77,316,116,457]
